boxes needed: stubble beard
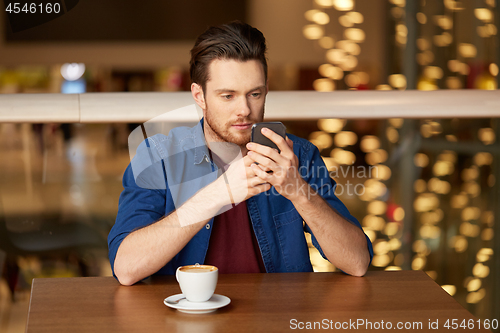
[205,105,264,147]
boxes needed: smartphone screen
[251,122,287,153]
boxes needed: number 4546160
[444,319,498,330]
[5,2,61,14]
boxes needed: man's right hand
[223,154,272,205]
[175,154,270,228]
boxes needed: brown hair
[189,21,267,91]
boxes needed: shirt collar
[193,118,211,165]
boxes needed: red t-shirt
[204,201,266,273]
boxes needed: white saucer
[164,294,231,314]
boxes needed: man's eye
[222,95,232,100]
[251,93,261,98]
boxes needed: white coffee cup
[175,264,218,302]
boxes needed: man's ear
[191,83,206,110]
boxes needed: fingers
[225,154,271,201]
[250,172,271,190]
[246,143,286,167]
[246,162,271,195]
[251,163,274,183]
[242,155,256,167]
[249,183,272,196]
[247,151,277,172]
[260,128,294,158]
[245,130,293,164]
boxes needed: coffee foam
[179,265,217,273]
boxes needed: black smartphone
[251,122,287,153]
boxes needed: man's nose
[236,96,251,117]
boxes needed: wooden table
[26,271,491,332]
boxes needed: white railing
[0,90,499,123]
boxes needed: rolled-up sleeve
[107,163,167,278]
[301,142,374,267]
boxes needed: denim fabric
[108,119,374,277]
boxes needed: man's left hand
[246,128,308,202]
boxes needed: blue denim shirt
[108,119,373,277]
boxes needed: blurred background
[0,0,499,331]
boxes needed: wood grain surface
[26,271,491,332]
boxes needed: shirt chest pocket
[272,209,313,272]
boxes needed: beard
[204,105,264,147]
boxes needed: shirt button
[205,224,210,230]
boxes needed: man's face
[198,59,267,147]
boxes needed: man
[108,22,373,286]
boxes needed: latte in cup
[176,264,218,302]
[180,266,217,273]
